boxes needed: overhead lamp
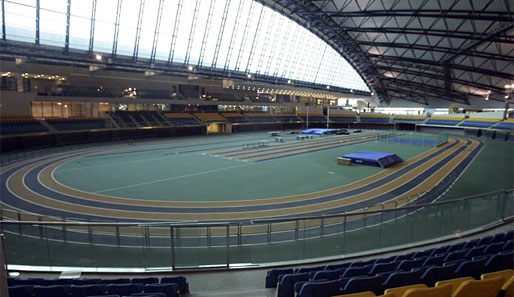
[505,84,512,89]
[95,54,102,61]
[326,86,330,89]
[485,97,489,101]
[247,74,252,79]
[188,65,194,71]
[505,95,509,99]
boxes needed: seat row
[8,276,189,297]
[265,231,513,297]
[335,270,513,297]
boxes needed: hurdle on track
[242,141,270,150]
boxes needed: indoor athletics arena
[0,0,513,297]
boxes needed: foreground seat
[144,283,179,297]
[70,284,109,297]
[343,276,382,295]
[277,273,309,297]
[451,276,504,297]
[107,284,143,296]
[33,285,71,297]
[403,283,452,297]
[435,277,474,294]
[160,276,189,294]
[8,285,34,297]
[298,279,342,297]
[384,284,428,296]
[265,268,293,288]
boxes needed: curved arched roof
[1,0,369,92]
[264,0,513,105]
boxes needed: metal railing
[0,189,512,271]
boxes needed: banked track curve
[0,136,483,222]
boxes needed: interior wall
[0,91,33,117]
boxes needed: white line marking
[93,162,255,194]
[56,153,196,172]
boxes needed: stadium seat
[335,292,375,297]
[477,236,494,246]
[294,279,330,296]
[343,276,383,295]
[451,276,504,297]
[144,283,179,297]
[447,242,466,253]
[420,264,457,286]
[33,285,71,297]
[395,253,415,262]
[11,279,44,286]
[501,276,514,297]
[131,294,166,297]
[41,279,73,286]
[464,245,486,259]
[369,262,398,275]
[491,233,507,243]
[444,250,468,262]
[374,256,396,264]
[431,246,450,255]
[504,240,514,251]
[107,284,144,296]
[454,258,487,279]
[341,265,373,278]
[403,283,452,297]
[8,285,35,297]
[435,277,474,294]
[160,276,189,294]
[101,278,131,284]
[325,263,351,271]
[483,242,505,254]
[485,251,514,272]
[423,255,445,266]
[72,279,102,285]
[312,268,346,281]
[70,284,109,297]
[296,266,326,273]
[265,268,294,288]
[397,258,425,271]
[383,270,423,288]
[297,279,342,297]
[350,259,376,267]
[481,269,514,282]
[384,284,428,296]
[463,239,480,249]
[277,273,309,297]
[132,277,159,285]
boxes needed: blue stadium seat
[484,242,505,254]
[384,270,423,288]
[296,266,326,273]
[397,258,426,271]
[160,276,189,294]
[131,294,166,297]
[477,236,494,246]
[370,261,399,275]
[485,251,514,272]
[420,264,457,286]
[107,284,143,296]
[101,278,131,285]
[41,279,73,286]
[375,256,397,264]
[423,255,445,266]
[395,253,415,261]
[375,271,397,283]
[465,245,486,259]
[70,284,109,297]
[463,239,480,249]
[455,258,487,279]
[503,240,514,251]
[431,246,450,256]
[144,283,179,297]
[11,279,44,286]
[294,280,328,296]
[72,279,102,286]
[412,249,434,259]
[341,264,373,278]
[324,263,350,271]
[277,273,309,297]
[444,249,469,262]
[343,276,383,295]
[298,279,342,297]
[33,285,71,297]
[131,278,159,285]
[265,268,294,288]
[311,268,345,281]
[350,259,376,267]
[447,242,466,252]
[491,233,506,244]
[8,285,35,297]
[504,230,514,241]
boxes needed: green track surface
[441,138,514,200]
[53,132,430,201]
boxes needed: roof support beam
[35,0,40,45]
[111,0,122,58]
[167,0,183,66]
[309,10,513,21]
[88,0,97,54]
[1,0,5,40]
[132,0,145,62]
[149,0,164,65]
[64,0,71,54]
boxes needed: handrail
[1,188,510,227]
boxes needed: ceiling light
[95,54,102,61]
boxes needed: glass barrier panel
[3,223,51,267]
[143,226,173,270]
[174,225,227,269]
